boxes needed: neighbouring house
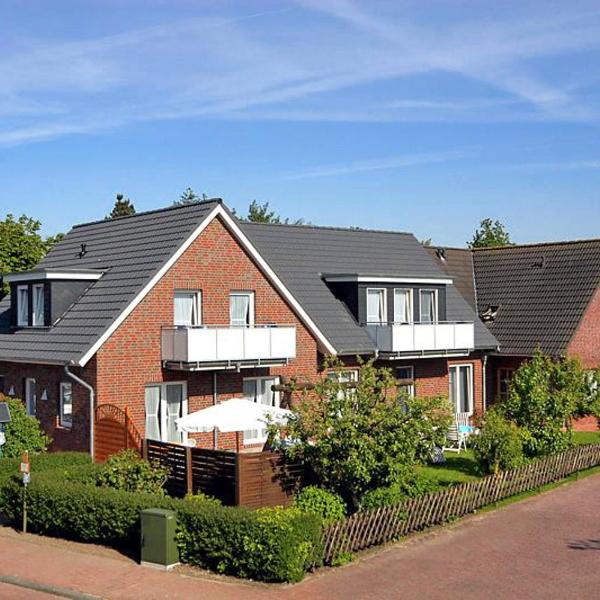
[0,199,498,458]
[426,240,600,430]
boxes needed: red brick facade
[567,285,600,369]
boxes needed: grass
[572,430,600,445]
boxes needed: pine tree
[106,194,136,219]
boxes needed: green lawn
[419,431,600,488]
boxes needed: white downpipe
[482,354,488,412]
[64,365,95,458]
[213,371,218,449]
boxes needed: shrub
[1,397,51,458]
[95,450,169,495]
[360,472,438,510]
[472,409,527,474]
[184,491,222,508]
[293,486,346,524]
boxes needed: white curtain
[18,287,28,326]
[367,289,385,324]
[174,293,195,326]
[394,289,410,324]
[60,383,73,427]
[145,386,161,440]
[32,285,44,326]
[166,385,183,443]
[420,291,435,323]
[230,294,250,327]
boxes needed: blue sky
[2,0,600,246]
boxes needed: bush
[472,409,527,474]
[360,472,438,510]
[1,398,51,458]
[293,486,346,524]
[184,491,222,508]
[95,450,169,495]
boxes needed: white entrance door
[25,378,36,416]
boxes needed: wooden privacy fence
[322,443,600,564]
[143,439,304,508]
[95,404,142,463]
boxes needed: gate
[94,404,142,462]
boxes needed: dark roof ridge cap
[425,245,471,252]
[472,237,600,252]
[71,198,223,229]
[241,220,413,236]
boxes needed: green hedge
[0,464,323,583]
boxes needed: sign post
[20,451,30,534]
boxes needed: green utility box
[140,508,179,570]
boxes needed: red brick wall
[567,286,600,369]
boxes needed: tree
[273,359,451,509]
[106,194,136,219]
[173,187,207,206]
[244,200,305,225]
[468,218,512,249]
[1,396,51,457]
[0,214,60,296]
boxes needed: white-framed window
[327,369,358,400]
[497,368,515,401]
[59,382,73,428]
[32,284,45,327]
[396,366,415,398]
[243,376,280,443]
[144,382,188,444]
[25,377,36,416]
[366,288,387,325]
[230,292,255,327]
[420,289,438,323]
[174,291,202,326]
[394,288,413,324]
[17,285,29,327]
[449,364,473,415]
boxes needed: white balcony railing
[366,321,474,355]
[162,325,296,365]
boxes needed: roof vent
[78,243,88,259]
[435,247,447,261]
[531,256,545,269]
[480,305,499,323]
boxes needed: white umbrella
[175,398,292,451]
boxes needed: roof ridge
[242,220,413,236]
[472,237,600,252]
[72,198,222,229]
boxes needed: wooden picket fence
[321,443,600,564]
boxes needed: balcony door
[367,288,387,325]
[25,378,36,416]
[144,382,188,444]
[449,365,473,415]
[242,376,280,444]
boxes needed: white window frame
[173,290,202,326]
[396,366,415,398]
[25,377,36,416]
[419,289,438,324]
[17,285,29,327]
[366,287,387,325]
[242,375,280,444]
[32,283,45,327]
[449,364,473,415]
[497,368,515,401]
[59,382,73,428]
[144,381,188,444]
[393,288,413,324]
[230,291,255,327]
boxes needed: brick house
[0,199,498,456]
[427,241,600,430]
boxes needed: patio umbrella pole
[236,431,240,453]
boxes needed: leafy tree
[0,214,60,296]
[502,351,595,457]
[468,218,513,249]
[106,193,136,219]
[244,200,305,225]
[273,359,451,509]
[1,397,51,457]
[174,187,207,206]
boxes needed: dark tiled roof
[0,200,221,364]
[472,240,600,356]
[241,222,498,354]
[425,247,477,310]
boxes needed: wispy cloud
[282,150,471,179]
[505,159,600,171]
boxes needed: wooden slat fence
[322,443,600,564]
[144,440,303,508]
[94,404,142,463]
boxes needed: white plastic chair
[444,412,471,453]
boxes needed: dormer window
[174,291,202,326]
[420,289,438,323]
[17,286,29,326]
[367,288,387,325]
[32,284,45,326]
[394,288,412,324]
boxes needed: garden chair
[444,412,473,453]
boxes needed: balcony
[366,321,474,358]
[161,325,297,370]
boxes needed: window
[25,378,36,416]
[230,292,255,327]
[420,289,438,323]
[17,286,29,327]
[59,382,73,428]
[144,382,187,443]
[366,288,387,324]
[394,288,412,324]
[396,366,415,398]
[174,291,202,326]
[243,376,280,443]
[32,284,45,326]
[327,369,358,400]
[449,365,473,415]
[497,368,515,401]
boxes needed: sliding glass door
[449,365,473,414]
